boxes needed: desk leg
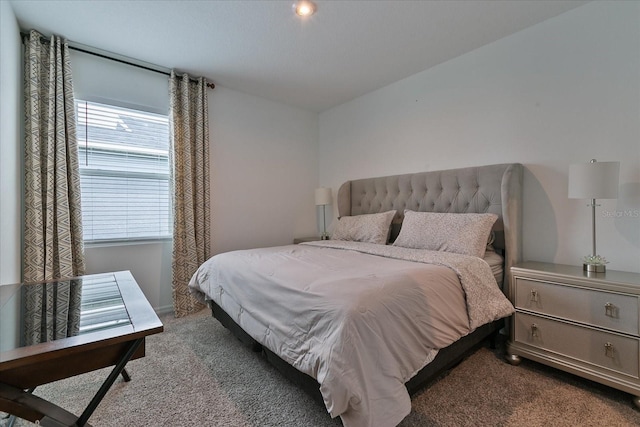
[76,338,143,427]
[5,387,35,427]
[0,340,141,427]
[0,383,87,427]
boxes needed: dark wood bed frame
[205,163,522,412]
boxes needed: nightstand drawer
[514,278,639,336]
[514,312,640,379]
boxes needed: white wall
[318,1,640,273]
[0,1,22,351]
[209,86,318,255]
[71,51,319,313]
[0,1,22,286]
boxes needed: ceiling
[9,0,588,112]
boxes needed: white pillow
[331,210,396,245]
[393,210,498,258]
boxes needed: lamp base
[583,263,606,273]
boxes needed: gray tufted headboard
[337,163,523,296]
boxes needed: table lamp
[568,159,620,273]
[315,187,332,240]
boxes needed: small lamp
[315,187,332,240]
[568,159,620,273]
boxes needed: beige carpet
[5,309,640,426]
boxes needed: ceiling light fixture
[293,0,316,17]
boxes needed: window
[76,100,171,242]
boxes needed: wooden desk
[0,271,164,426]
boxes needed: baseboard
[154,304,174,316]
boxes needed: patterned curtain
[22,30,84,344]
[170,72,211,317]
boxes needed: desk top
[512,261,640,287]
[0,271,163,366]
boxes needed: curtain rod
[20,31,215,89]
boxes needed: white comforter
[188,241,514,427]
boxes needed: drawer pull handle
[604,302,615,317]
[530,289,538,302]
[531,323,539,338]
[604,342,615,358]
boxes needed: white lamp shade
[315,187,332,206]
[568,160,619,199]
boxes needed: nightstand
[293,236,323,244]
[506,261,640,409]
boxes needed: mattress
[484,248,505,286]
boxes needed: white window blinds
[76,100,171,242]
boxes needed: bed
[189,163,523,427]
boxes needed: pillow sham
[331,210,396,245]
[392,210,498,258]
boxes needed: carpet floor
[4,309,640,426]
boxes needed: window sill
[84,237,172,249]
